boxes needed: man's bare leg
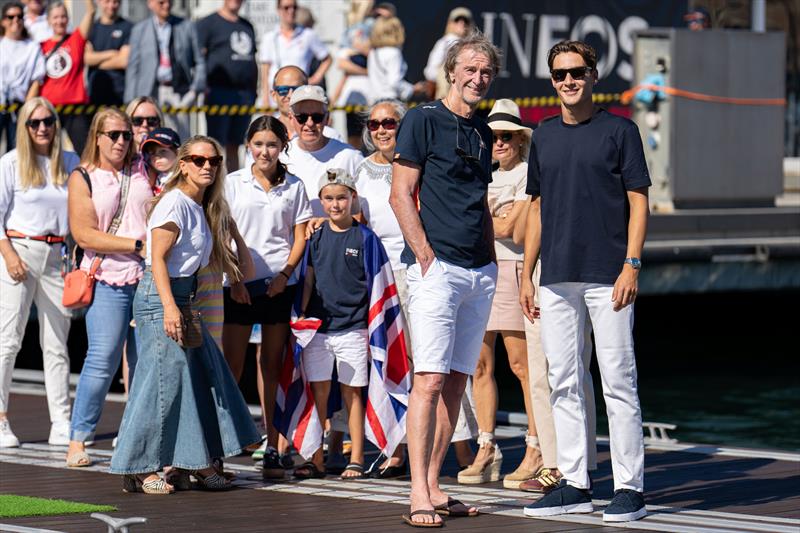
[407,372,445,526]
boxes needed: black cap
[141,127,180,151]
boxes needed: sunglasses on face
[367,118,398,132]
[551,66,593,82]
[25,116,56,129]
[183,155,223,168]
[294,112,326,125]
[274,85,301,97]
[100,130,133,142]
[131,116,160,127]
[4,13,23,21]
[493,132,513,143]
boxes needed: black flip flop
[434,498,479,517]
[293,461,326,479]
[401,509,443,528]
[340,462,365,480]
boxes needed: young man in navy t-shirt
[520,41,650,523]
[390,33,500,527]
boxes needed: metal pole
[751,0,766,32]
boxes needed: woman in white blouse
[0,96,78,448]
[366,16,424,104]
[0,1,46,150]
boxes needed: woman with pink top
[64,107,153,467]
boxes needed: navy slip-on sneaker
[523,480,593,517]
[603,489,647,522]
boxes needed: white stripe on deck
[1,445,797,533]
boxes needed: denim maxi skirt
[109,271,261,474]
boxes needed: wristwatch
[624,257,642,270]
[134,239,143,253]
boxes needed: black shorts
[223,283,297,326]
[206,87,256,146]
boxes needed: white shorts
[406,258,497,375]
[303,328,369,387]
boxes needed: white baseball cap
[289,85,329,107]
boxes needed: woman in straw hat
[458,99,544,489]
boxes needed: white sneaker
[48,420,71,446]
[0,419,20,448]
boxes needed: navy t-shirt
[306,221,369,333]
[87,18,132,105]
[394,101,494,269]
[196,13,258,92]
[527,108,651,286]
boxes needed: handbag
[62,167,131,309]
[178,306,203,349]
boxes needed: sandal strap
[410,509,438,517]
[525,434,541,449]
[141,477,170,492]
[344,462,364,473]
[477,431,495,448]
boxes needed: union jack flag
[274,224,411,460]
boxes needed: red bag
[62,257,100,309]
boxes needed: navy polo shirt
[394,101,494,269]
[527,108,651,286]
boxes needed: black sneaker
[262,447,285,480]
[603,489,646,522]
[523,479,593,517]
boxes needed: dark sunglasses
[294,112,326,125]
[100,130,133,142]
[4,13,23,20]
[25,116,56,129]
[183,155,223,168]
[551,67,593,82]
[493,132,514,143]
[274,85,300,97]
[367,118,398,132]
[131,116,160,127]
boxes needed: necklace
[361,157,392,185]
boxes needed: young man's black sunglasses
[551,66,593,82]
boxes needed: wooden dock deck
[1,391,798,532]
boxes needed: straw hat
[487,99,532,136]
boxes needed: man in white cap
[280,84,363,217]
[423,7,474,99]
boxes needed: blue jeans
[70,281,138,442]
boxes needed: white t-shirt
[281,137,364,217]
[0,150,78,239]
[356,158,404,271]
[424,33,459,82]
[24,13,52,43]
[258,25,328,105]
[367,47,414,103]
[488,162,529,261]
[0,38,46,105]
[146,189,212,277]
[224,169,312,286]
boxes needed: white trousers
[540,283,644,492]
[0,240,71,422]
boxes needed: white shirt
[24,13,52,43]
[258,25,328,105]
[224,169,312,286]
[367,47,414,103]
[0,150,78,240]
[242,122,345,168]
[356,158,404,271]
[0,38,46,105]
[424,33,459,82]
[281,137,364,217]
[146,189,212,277]
[488,162,529,261]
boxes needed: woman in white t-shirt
[458,99,543,489]
[223,115,312,477]
[0,97,77,449]
[0,1,46,150]
[109,135,260,495]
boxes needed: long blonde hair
[81,107,135,169]
[151,136,241,282]
[15,97,68,189]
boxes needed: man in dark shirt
[197,0,257,172]
[390,32,500,527]
[520,40,650,523]
[84,0,131,106]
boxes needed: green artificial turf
[0,494,117,518]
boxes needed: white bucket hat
[487,99,532,136]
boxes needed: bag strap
[76,166,92,195]
[45,34,69,62]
